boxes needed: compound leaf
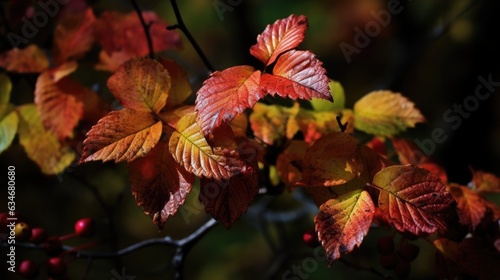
[250,14,308,66]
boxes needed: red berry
[379,252,398,270]
[74,218,96,238]
[18,259,39,279]
[47,257,66,277]
[394,259,411,279]
[29,227,48,244]
[42,236,63,256]
[376,236,395,255]
[398,243,420,262]
[15,222,32,241]
[302,229,319,247]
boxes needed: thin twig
[167,0,214,73]
[129,0,155,59]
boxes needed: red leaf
[374,165,454,235]
[129,141,194,228]
[315,189,375,264]
[250,14,308,66]
[95,11,181,57]
[470,167,500,193]
[52,8,96,64]
[0,45,49,73]
[80,108,162,163]
[195,66,263,135]
[35,63,85,140]
[260,50,331,101]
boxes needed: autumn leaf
[373,165,454,235]
[310,80,345,111]
[434,238,500,279]
[276,140,308,189]
[315,189,375,265]
[295,108,354,143]
[0,74,11,105]
[250,14,308,66]
[107,57,171,114]
[357,145,393,184]
[95,50,131,72]
[34,63,85,140]
[53,7,96,64]
[169,113,235,180]
[0,45,49,73]
[447,183,500,230]
[17,104,75,174]
[159,58,192,108]
[249,102,299,145]
[0,107,18,154]
[301,132,363,187]
[470,167,500,193]
[80,108,162,163]
[354,91,425,136]
[95,11,181,57]
[129,141,194,228]
[195,66,263,135]
[260,50,331,101]
[200,160,259,228]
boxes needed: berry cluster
[0,213,96,279]
[376,234,420,279]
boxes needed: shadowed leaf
[17,104,75,174]
[249,102,299,145]
[0,45,49,73]
[129,141,194,228]
[160,58,192,108]
[470,167,500,193]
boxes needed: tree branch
[129,0,155,59]
[167,0,214,73]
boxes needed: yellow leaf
[354,90,425,136]
[169,112,233,180]
[17,104,74,174]
[80,108,162,163]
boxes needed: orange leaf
[250,14,308,66]
[249,102,299,145]
[301,132,363,187]
[80,108,162,163]
[261,50,331,101]
[34,63,85,140]
[17,104,75,175]
[295,108,354,143]
[53,8,96,64]
[315,189,375,265]
[195,65,263,135]
[168,113,235,180]
[357,145,393,183]
[107,57,171,114]
[447,183,500,230]
[95,50,131,72]
[159,58,192,108]
[95,11,181,57]
[129,141,194,228]
[373,165,454,235]
[276,140,308,189]
[470,167,500,193]
[0,45,49,73]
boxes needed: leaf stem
[167,0,215,74]
[128,0,155,59]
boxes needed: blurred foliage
[1,0,499,279]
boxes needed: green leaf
[310,79,345,111]
[0,74,12,105]
[0,106,18,154]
